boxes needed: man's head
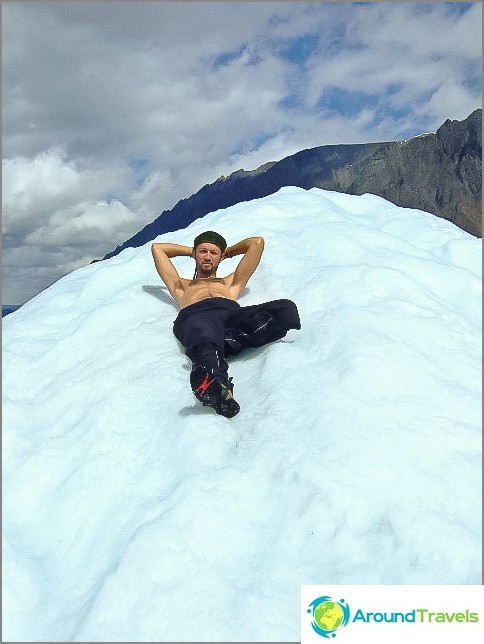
[193,231,227,253]
[192,231,227,278]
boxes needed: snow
[2,187,482,642]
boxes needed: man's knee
[271,299,301,331]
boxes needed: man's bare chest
[179,277,234,307]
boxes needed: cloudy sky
[2,1,482,304]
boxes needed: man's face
[194,243,223,276]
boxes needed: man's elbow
[254,236,265,248]
[151,243,166,262]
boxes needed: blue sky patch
[318,87,380,117]
[276,34,319,64]
[463,65,482,94]
[278,93,303,111]
[213,45,247,69]
[128,157,149,188]
[230,132,276,157]
[317,85,419,126]
[443,2,476,16]
[128,157,149,172]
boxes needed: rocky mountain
[100,109,481,261]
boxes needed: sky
[2,1,482,304]
[3,187,481,642]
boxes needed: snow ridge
[3,187,481,642]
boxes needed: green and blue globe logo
[307,596,351,638]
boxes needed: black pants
[173,297,301,385]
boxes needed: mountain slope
[100,110,482,263]
[3,188,482,642]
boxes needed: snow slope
[2,187,482,642]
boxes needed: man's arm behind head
[226,236,265,296]
[151,243,192,300]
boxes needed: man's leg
[187,341,229,394]
[187,342,239,418]
[173,299,242,417]
[224,299,301,356]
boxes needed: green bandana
[193,231,227,252]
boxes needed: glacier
[2,187,482,642]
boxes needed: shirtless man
[152,230,300,418]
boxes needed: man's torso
[178,276,236,308]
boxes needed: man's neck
[197,271,217,280]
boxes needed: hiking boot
[212,381,240,418]
[191,370,240,418]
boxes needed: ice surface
[2,187,481,642]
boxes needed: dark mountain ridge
[100,109,481,261]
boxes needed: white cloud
[2,1,481,303]
[2,150,145,302]
[24,200,138,248]
[2,150,80,220]
[304,2,482,115]
[2,150,137,239]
